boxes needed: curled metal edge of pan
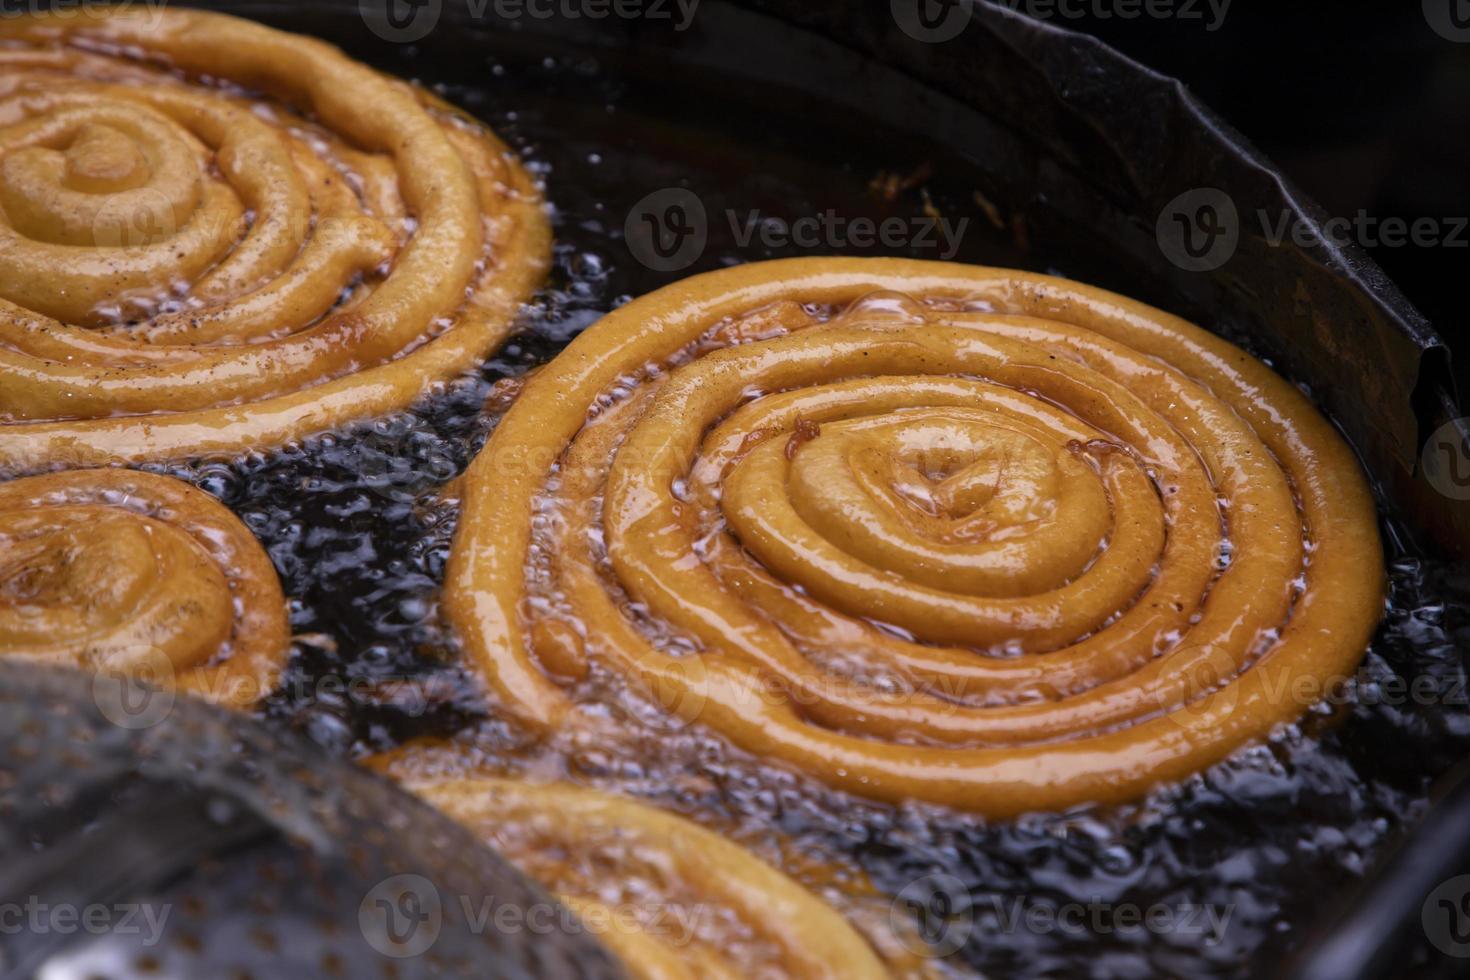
[213,1,1464,551]
[1283,756,1470,980]
[715,0,1465,557]
[0,661,626,979]
[417,0,1470,555]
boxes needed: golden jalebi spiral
[0,469,289,708]
[414,777,898,979]
[0,7,549,471]
[445,257,1385,817]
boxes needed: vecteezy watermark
[980,895,1235,944]
[1424,875,1470,957]
[729,210,969,261]
[1158,187,1469,272]
[0,0,170,26]
[891,0,1231,42]
[891,0,976,43]
[1157,651,1241,733]
[90,651,177,731]
[359,0,698,43]
[1257,211,1470,251]
[625,187,970,272]
[0,898,171,946]
[359,876,708,958]
[1156,188,1240,272]
[458,894,705,946]
[992,0,1231,30]
[360,875,443,958]
[86,652,471,730]
[625,188,709,273]
[870,662,1463,716]
[359,0,442,41]
[1424,0,1470,43]
[1422,418,1470,502]
[891,873,974,957]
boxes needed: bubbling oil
[139,24,1469,979]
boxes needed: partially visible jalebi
[0,6,549,471]
[446,257,1384,816]
[415,776,906,979]
[0,469,289,708]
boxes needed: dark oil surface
[136,8,1470,978]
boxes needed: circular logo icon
[91,649,177,731]
[1424,0,1470,42]
[1160,651,1242,734]
[624,187,708,273]
[1157,188,1240,272]
[633,650,710,731]
[360,874,443,958]
[1423,875,1470,957]
[90,186,180,249]
[1422,419,1470,501]
[891,872,973,957]
[891,0,974,43]
[359,0,443,43]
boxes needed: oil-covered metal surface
[0,662,624,979]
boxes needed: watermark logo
[893,0,1232,39]
[0,0,169,26]
[625,187,708,273]
[0,899,171,945]
[1257,210,1469,251]
[625,188,970,271]
[361,0,698,40]
[91,650,176,731]
[495,0,699,29]
[355,881,711,953]
[1424,0,1470,42]
[360,874,443,958]
[88,185,180,249]
[1423,419,1470,501]
[891,0,975,43]
[1158,188,1468,272]
[1157,188,1239,272]
[729,209,969,261]
[1160,652,1240,732]
[892,872,973,957]
[991,0,1232,31]
[360,0,444,43]
[629,648,710,731]
[1424,875,1470,957]
[980,895,1234,943]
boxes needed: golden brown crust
[445,257,1385,816]
[0,468,289,708]
[412,776,898,980]
[0,7,550,470]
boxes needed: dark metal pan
[8,1,1468,977]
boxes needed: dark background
[1021,0,1470,342]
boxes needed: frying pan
[4,1,1467,977]
[0,661,624,978]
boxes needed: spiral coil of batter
[0,7,549,471]
[446,258,1384,816]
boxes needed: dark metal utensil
[0,662,625,979]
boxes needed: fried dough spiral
[446,258,1384,816]
[417,777,895,980]
[0,469,289,708]
[0,7,549,470]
